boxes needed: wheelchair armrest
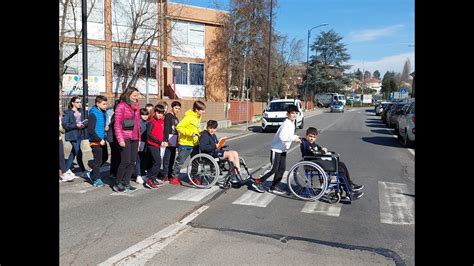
[221,145,228,149]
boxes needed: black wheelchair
[286,150,353,203]
[186,148,253,189]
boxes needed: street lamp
[305,23,328,110]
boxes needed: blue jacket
[62,109,84,141]
[199,130,218,155]
[87,106,108,142]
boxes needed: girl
[145,105,167,189]
[62,96,87,177]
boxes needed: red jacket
[113,101,140,143]
[146,117,165,148]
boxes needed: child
[134,108,149,184]
[199,120,241,178]
[157,101,169,160]
[145,104,167,189]
[300,127,364,199]
[170,100,206,185]
[162,101,182,182]
[251,105,301,194]
[87,95,109,187]
[60,112,76,182]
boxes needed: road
[60,107,414,265]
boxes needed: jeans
[162,147,177,178]
[116,139,139,186]
[134,151,147,178]
[171,146,199,178]
[91,144,109,180]
[147,146,163,180]
[65,140,86,172]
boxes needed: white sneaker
[60,174,75,182]
[65,172,78,179]
[66,169,74,175]
[136,175,144,184]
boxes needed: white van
[262,99,304,132]
[333,94,346,105]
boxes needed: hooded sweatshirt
[176,109,201,146]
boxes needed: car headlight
[263,113,268,118]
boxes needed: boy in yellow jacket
[169,101,206,185]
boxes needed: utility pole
[266,0,273,104]
[81,0,89,139]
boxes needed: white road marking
[301,201,342,217]
[408,149,415,156]
[227,132,257,141]
[232,190,276,207]
[168,186,220,202]
[99,206,209,266]
[378,181,415,225]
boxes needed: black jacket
[163,113,179,141]
[300,137,324,157]
[199,130,218,155]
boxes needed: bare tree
[273,35,304,97]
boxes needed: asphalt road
[60,107,414,265]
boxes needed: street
[60,107,414,265]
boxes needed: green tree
[381,71,399,97]
[354,68,362,80]
[364,70,371,80]
[373,70,381,79]
[305,29,351,94]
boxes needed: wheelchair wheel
[187,153,220,188]
[326,191,341,204]
[287,161,328,201]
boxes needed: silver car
[397,101,415,147]
[330,101,345,112]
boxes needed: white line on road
[228,132,257,141]
[383,128,415,156]
[301,201,342,217]
[408,149,414,156]
[168,186,220,202]
[378,181,414,225]
[99,205,209,266]
[232,190,276,207]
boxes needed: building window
[63,44,105,76]
[63,0,104,24]
[172,21,204,47]
[173,62,204,86]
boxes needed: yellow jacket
[176,109,202,146]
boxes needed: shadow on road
[365,124,387,128]
[371,129,395,135]
[362,136,402,148]
[248,126,263,133]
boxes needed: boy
[251,105,301,194]
[87,95,109,187]
[145,104,167,189]
[300,127,364,199]
[199,120,240,177]
[162,101,182,182]
[134,108,149,184]
[170,100,206,185]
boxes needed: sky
[170,0,415,77]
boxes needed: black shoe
[350,191,364,200]
[351,184,364,191]
[113,183,125,192]
[251,179,265,193]
[268,186,288,195]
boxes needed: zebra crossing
[61,166,414,224]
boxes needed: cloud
[347,52,415,75]
[348,25,404,42]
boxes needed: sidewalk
[62,108,325,170]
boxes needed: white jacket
[271,119,298,153]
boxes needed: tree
[354,68,362,80]
[373,70,381,79]
[401,58,412,83]
[305,29,352,94]
[364,70,371,80]
[273,35,304,97]
[381,71,399,97]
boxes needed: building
[364,77,382,94]
[60,0,228,102]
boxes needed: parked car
[397,101,415,147]
[386,102,410,129]
[330,101,345,112]
[380,103,394,123]
[376,101,391,115]
[262,99,304,132]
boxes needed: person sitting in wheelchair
[199,120,242,176]
[300,127,364,200]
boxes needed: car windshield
[333,102,343,106]
[267,102,295,111]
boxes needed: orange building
[60,0,228,102]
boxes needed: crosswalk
[61,169,414,225]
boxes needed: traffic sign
[400,88,407,94]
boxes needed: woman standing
[62,96,87,176]
[113,88,141,192]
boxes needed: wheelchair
[286,151,352,203]
[186,148,252,189]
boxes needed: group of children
[61,96,364,200]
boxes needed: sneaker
[136,175,144,184]
[154,179,165,186]
[191,177,202,186]
[145,179,159,189]
[113,183,125,192]
[66,169,74,176]
[60,174,75,182]
[124,185,137,193]
[169,177,182,186]
[93,178,106,187]
[162,176,169,183]
[268,186,288,195]
[251,178,265,193]
[350,191,364,200]
[351,184,364,191]
[83,170,93,182]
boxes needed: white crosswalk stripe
[232,190,276,207]
[301,201,342,217]
[168,186,220,202]
[378,181,414,225]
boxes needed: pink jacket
[113,101,140,143]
